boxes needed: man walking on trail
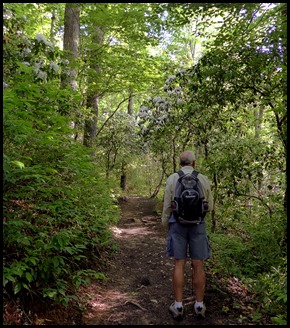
[161,150,213,320]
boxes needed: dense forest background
[3,3,287,325]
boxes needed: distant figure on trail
[161,150,213,320]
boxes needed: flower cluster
[33,62,47,80]
[165,75,176,85]
[22,47,31,55]
[35,33,53,48]
[36,70,47,80]
[3,82,9,89]
[49,62,59,72]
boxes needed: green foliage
[206,202,286,324]
[125,153,164,197]
[3,3,287,325]
[245,258,287,325]
[96,110,141,176]
[3,29,120,305]
[208,233,251,277]
[3,136,120,303]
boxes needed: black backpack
[171,170,208,224]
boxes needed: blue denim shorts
[166,221,211,260]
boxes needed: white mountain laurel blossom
[35,34,54,48]
[153,96,161,104]
[22,47,31,55]
[176,98,184,105]
[71,80,77,90]
[21,36,32,45]
[173,87,182,94]
[35,33,47,43]
[139,106,148,112]
[49,62,59,72]
[34,62,42,69]
[63,59,70,65]
[138,111,148,118]
[36,70,47,80]
[154,97,166,106]
[160,114,168,120]
[45,41,54,48]
[141,126,148,134]
[158,103,167,110]
[165,75,176,84]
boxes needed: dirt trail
[80,196,258,325]
[3,196,270,325]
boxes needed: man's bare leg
[191,259,206,302]
[172,259,186,302]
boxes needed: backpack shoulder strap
[177,170,185,178]
[191,170,199,178]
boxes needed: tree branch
[234,192,273,217]
[95,97,130,138]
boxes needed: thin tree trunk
[50,9,56,43]
[83,94,100,148]
[83,26,104,153]
[254,106,264,192]
[150,171,165,198]
[128,89,134,115]
[211,172,218,233]
[120,88,134,190]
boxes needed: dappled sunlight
[110,225,154,239]
[226,276,249,297]
[86,289,130,312]
[83,287,143,324]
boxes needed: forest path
[80,196,261,325]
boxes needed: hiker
[161,150,213,320]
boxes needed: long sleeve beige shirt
[161,166,213,225]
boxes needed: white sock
[195,301,204,309]
[174,301,183,309]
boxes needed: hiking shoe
[194,303,206,319]
[169,302,184,320]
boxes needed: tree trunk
[50,9,56,43]
[211,172,218,233]
[120,89,134,190]
[128,89,134,115]
[60,3,80,140]
[120,165,127,191]
[254,106,264,192]
[83,26,104,152]
[61,3,80,91]
[83,94,100,148]
[150,171,165,198]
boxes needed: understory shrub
[3,68,121,305]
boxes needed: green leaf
[14,282,22,294]
[25,272,33,283]
[45,290,58,298]
[11,160,25,169]
[22,282,30,290]
[27,257,38,265]
[52,257,59,268]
